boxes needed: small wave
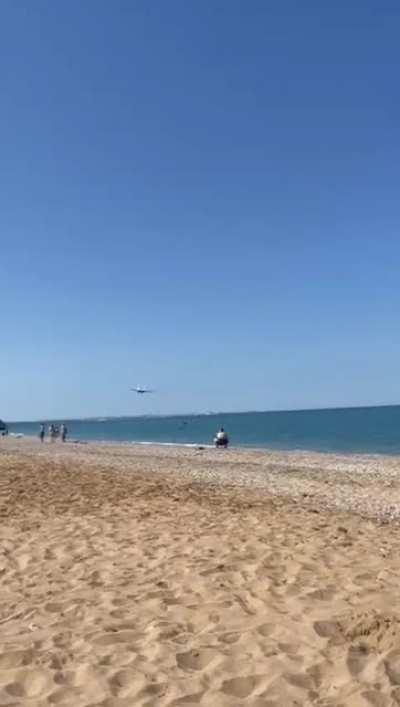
[132,441,213,449]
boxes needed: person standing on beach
[61,424,68,443]
[39,424,45,443]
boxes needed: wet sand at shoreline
[1,438,400,706]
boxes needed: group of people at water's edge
[39,423,68,443]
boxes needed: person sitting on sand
[214,427,229,448]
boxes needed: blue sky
[1,0,400,420]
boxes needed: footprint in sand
[159,627,190,643]
[0,650,32,669]
[354,572,376,584]
[313,620,341,639]
[221,675,261,699]
[109,668,142,698]
[176,648,218,672]
[103,621,137,633]
[385,651,400,685]
[218,632,241,644]
[98,650,135,668]
[5,669,49,699]
[284,671,315,690]
[307,586,336,601]
[93,630,138,646]
[109,609,126,620]
[278,642,302,659]
[346,644,370,676]
[257,622,276,638]
[169,691,204,705]
[362,689,391,707]
[45,602,65,614]
[48,686,83,704]
[100,699,145,707]
[137,681,167,698]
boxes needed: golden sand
[0,438,400,706]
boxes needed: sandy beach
[1,439,400,706]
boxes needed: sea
[6,405,400,455]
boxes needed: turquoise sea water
[6,405,400,455]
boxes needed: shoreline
[6,431,400,459]
[6,403,400,458]
[3,436,400,522]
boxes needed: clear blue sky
[1,0,400,420]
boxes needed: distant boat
[97,418,108,423]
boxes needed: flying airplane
[130,386,154,394]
